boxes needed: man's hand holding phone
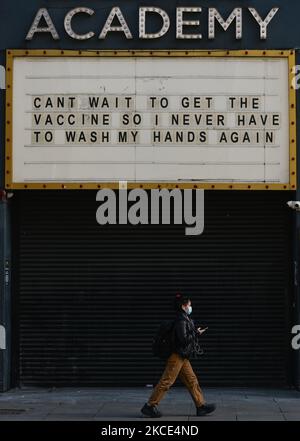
[197,326,208,335]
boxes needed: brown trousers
[148,352,205,408]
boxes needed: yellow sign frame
[5,49,297,190]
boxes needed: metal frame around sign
[5,49,297,190]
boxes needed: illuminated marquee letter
[208,8,242,40]
[26,8,59,40]
[139,7,170,39]
[176,7,202,39]
[248,8,279,40]
[99,7,132,39]
[64,8,95,40]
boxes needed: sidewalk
[0,387,299,421]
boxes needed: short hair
[174,292,191,311]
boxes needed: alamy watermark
[0,325,5,350]
[292,325,300,350]
[292,66,300,90]
[96,182,204,236]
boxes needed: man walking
[141,293,216,418]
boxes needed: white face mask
[185,305,192,315]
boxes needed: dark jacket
[171,310,198,359]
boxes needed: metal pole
[0,191,12,392]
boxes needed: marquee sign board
[5,50,296,190]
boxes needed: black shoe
[196,403,216,416]
[141,403,162,418]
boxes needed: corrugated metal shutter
[13,190,293,387]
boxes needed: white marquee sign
[6,50,296,190]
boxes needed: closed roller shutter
[13,190,293,387]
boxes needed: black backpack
[152,319,176,359]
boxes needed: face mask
[185,306,192,315]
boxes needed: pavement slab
[0,387,298,421]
